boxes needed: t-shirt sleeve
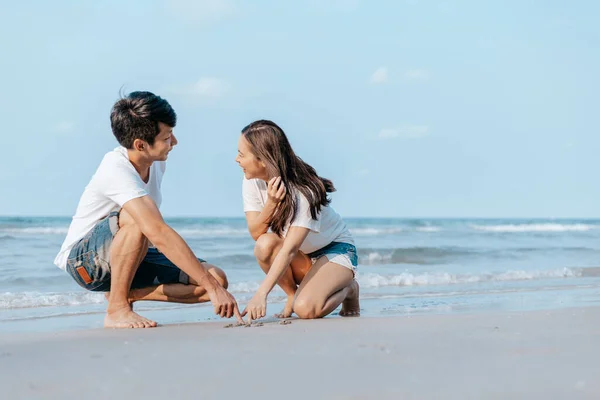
[96,155,149,207]
[290,192,321,233]
[242,178,265,212]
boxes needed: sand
[1,307,599,399]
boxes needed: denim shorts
[66,211,205,292]
[307,242,358,273]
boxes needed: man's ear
[132,138,146,152]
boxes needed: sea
[1,217,600,333]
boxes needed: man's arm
[122,195,243,321]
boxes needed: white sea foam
[177,227,248,237]
[470,224,596,233]
[357,267,579,288]
[0,227,69,235]
[0,226,250,237]
[349,227,403,236]
[228,282,284,294]
[416,226,442,232]
[0,291,105,310]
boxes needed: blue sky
[0,0,598,218]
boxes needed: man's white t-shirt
[54,147,165,270]
[242,178,354,254]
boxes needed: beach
[2,217,600,398]
[1,307,599,399]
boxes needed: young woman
[235,120,360,322]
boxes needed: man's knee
[207,265,229,289]
[254,234,281,263]
[293,296,319,319]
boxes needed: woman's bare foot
[274,296,295,318]
[104,305,157,329]
[339,280,360,317]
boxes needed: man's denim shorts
[307,242,359,274]
[66,211,205,292]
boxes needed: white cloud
[377,126,429,140]
[169,77,230,100]
[370,67,388,84]
[405,69,429,80]
[167,0,235,24]
[53,121,76,134]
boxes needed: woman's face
[236,135,268,180]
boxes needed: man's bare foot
[339,280,360,317]
[274,296,295,318]
[104,292,135,305]
[104,305,157,329]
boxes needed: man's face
[147,122,177,161]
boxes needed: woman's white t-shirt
[242,178,354,254]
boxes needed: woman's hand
[267,176,286,205]
[242,293,267,323]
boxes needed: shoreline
[2,307,599,399]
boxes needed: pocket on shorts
[66,250,110,291]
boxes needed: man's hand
[266,176,286,204]
[241,294,267,324]
[208,285,244,324]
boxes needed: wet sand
[1,307,599,399]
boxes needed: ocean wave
[470,223,597,233]
[357,267,579,288]
[358,246,599,266]
[1,266,594,311]
[0,235,16,241]
[177,227,249,237]
[228,282,284,294]
[0,227,69,235]
[349,226,442,236]
[415,226,442,232]
[209,254,258,264]
[349,227,403,236]
[359,247,474,265]
[0,291,105,310]
[0,226,251,237]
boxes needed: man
[54,91,243,328]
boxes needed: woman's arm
[245,177,286,240]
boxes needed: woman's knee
[293,296,319,319]
[254,234,281,263]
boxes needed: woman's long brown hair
[241,120,335,236]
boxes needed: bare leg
[293,256,360,319]
[104,210,157,329]
[254,233,312,318]
[127,265,228,304]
